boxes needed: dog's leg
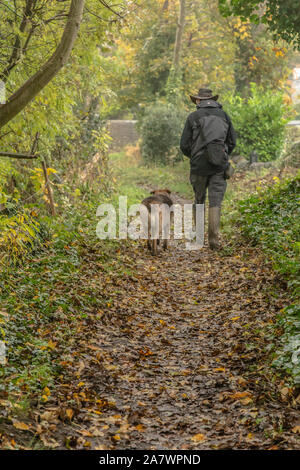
[147,226,151,250]
[162,208,170,251]
[147,212,152,251]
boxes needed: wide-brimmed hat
[190,88,218,104]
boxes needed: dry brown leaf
[13,421,30,431]
[77,360,85,376]
[135,424,145,432]
[191,433,206,442]
[292,425,300,434]
[65,408,75,420]
[40,410,58,423]
[78,429,92,437]
[280,387,290,398]
[231,391,252,400]
[213,367,226,372]
[40,435,60,448]
[241,397,253,405]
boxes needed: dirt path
[33,192,298,450]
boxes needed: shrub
[273,304,300,386]
[294,102,300,120]
[0,207,43,265]
[237,173,300,296]
[283,141,300,168]
[223,83,289,161]
[237,173,300,384]
[0,161,52,265]
[138,102,186,165]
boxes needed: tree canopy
[218,0,300,49]
[104,0,296,117]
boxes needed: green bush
[294,102,300,120]
[138,102,186,165]
[272,304,300,385]
[223,83,289,161]
[237,174,300,383]
[284,140,300,168]
[237,173,300,296]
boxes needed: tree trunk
[173,0,186,70]
[162,0,169,11]
[0,0,85,129]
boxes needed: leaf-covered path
[32,193,299,450]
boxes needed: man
[180,88,236,250]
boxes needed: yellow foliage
[0,210,40,264]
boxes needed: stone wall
[107,120,139,150]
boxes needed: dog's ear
[163,188,171,195]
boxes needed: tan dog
[141,189,173,255]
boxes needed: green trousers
[190,172,227,208]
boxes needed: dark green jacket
[180,100,236,175]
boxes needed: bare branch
[0,151,37,159]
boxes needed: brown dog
[141,189,173,255]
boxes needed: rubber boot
[208,206,221,250]
[192,203,205,250]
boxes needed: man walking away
[180,88,236,250]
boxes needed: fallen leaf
[280,387,290,400]
[241,397,253,405]
[13,421,30,431]
[66,409,74,420]
[135,424,145,432]
[213,367,226,372]
[231,391,252,400]
[43,387,51,397]
[191,433,206,442]
[292,425,300,434]
[40,435,60,448]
